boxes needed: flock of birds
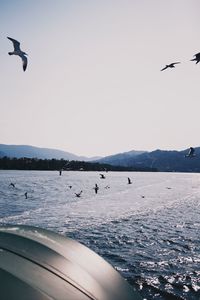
[8,147,195,200]
[7,36,200,73]
[64,147,196,198]
[65,173,133,198]
[160,53,200,71]
[8,174,133,199]
[6,37,198,199]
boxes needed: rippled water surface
[0,170,200,299]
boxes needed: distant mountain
[97,150,146,166]
[0,144,100,161]
[97,148,200,172]
[131,148,200,172]
[2,144,200,172]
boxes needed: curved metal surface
[0,225,142,300]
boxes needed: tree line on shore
[0,156,157,172]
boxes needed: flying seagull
[100,174,106,179]
[105,185,110,189]
[160,62,180,71]
[75,191,82,198]
[93,184,99,194]
[185,147,195,158]
[190,52,200,64]
[7,37,28,71]
[9,183,15,188]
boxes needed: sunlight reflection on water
[0,170,200,299]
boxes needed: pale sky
[1,0,200,157]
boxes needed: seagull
[160,62,180,71]
[7,37,28,71]
[75,191,82,197]
[93,184,99,194]
[190,52,200,64]
[128,177,132,184]
[9,183,15,188]
[100,174,106,179]
[185,147,195,158]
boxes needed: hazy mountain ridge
[97,148,200,172]
[1,144,200,172]
[97,150,146,166]
[0,144,100,161]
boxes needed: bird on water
[7,37,28,71]
[160,62,180,71]
[128,177,132,184]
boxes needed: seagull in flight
[160,62,180,71]
[9,183,15,188]
[7,37,28,71]
[185,147,195,158]
[75,191,82,198]
[93,184,99,194]
[190,52,200,64]
[100,174,106,179]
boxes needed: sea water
[0,170,200,299]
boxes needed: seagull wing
[7,37,21,51]
[194,52,200,58]
[160,66,168,71]
[19,54,28,71]
[168,62,180,67]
